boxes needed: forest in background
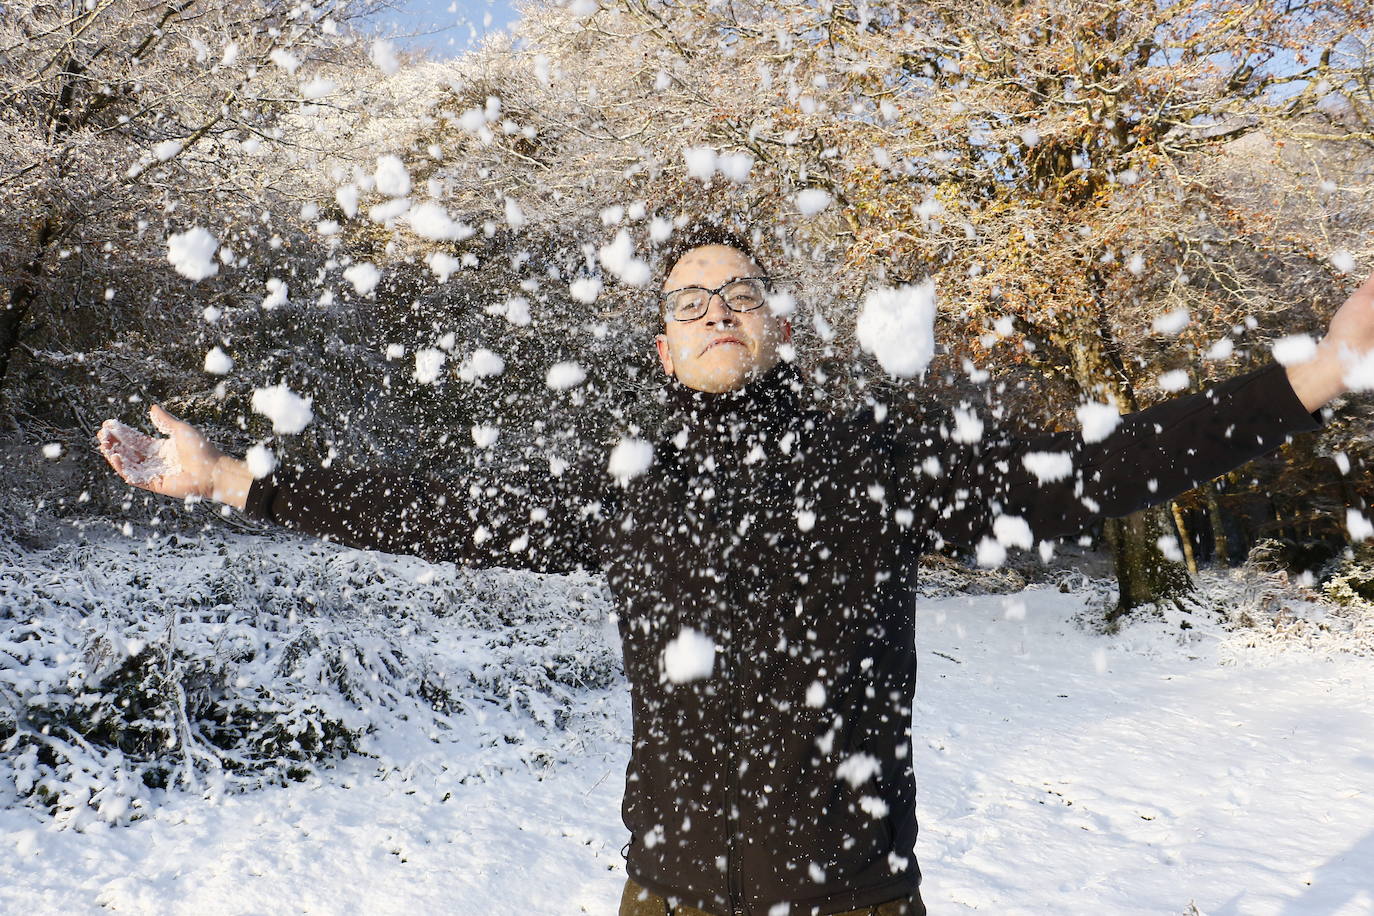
[4,0,1373,614]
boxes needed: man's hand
[97,404,253,509]
[1287,271,1374,412]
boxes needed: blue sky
[371,0,523,57]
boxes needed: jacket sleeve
[900,363,1323,552]
[240,453,607,574]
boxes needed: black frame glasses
[661,276,775,322]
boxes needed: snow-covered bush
[0,527,620,829]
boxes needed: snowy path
[3,587,1371,915]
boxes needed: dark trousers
[618,877,927,916]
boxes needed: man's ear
[655,334,675,376]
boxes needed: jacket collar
[664,361,804,431]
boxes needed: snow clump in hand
[166,227,219,281]
[855,280,937,378]
[250,384,313,434]
[608,438,653,483]
[662,627,716,683]
[99,419,182,484]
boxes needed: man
[100,225,1373,916]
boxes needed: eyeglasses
[661,277,774,322]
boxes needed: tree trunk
[1203,480,1231,567]
[1,218,55,391]
[1103,505,1195,622]
[1170,501,1200,576]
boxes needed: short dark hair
[656,221,765,320]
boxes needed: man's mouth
[704,336,747,354]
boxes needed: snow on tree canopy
[408,203,474,242]
[414,348,446,385]
[166,227,219,281]
[343,262,381,296]
[662,627,716,683]
[854,280,937,378]
[374,155,411,197]
[835,752,881,788]
[1271,334,1318,366]
[203,347,233,375]
[598,230,650,286]
[1076,401,1120,443]
[250,384,313,435]
[794,188,832,216]
[1022,451,1073,483]
[545,361,586,391]
[607,438,653,483]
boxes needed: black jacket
[242,361,1320,916]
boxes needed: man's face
[656,245,792,393]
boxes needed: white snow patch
[976,537,1007,568]
[250,384,313,435]
[370,39,399,75]
[662,628,716,683]
[408,203,474,242]
[805,681,826,708]
[1329,249,1356,274]
[1157,369,1189,392]
[343,263,381,297]
[607,438,653,483]
[545,361,586,391]
[993,515,1033,550]
[426,252,461,283]
[203,347,233,375]
[1022,451,1073,483]
[1076,402,1120,443]
[794,188,832,216]
[682,147,717,181]
[374,155,411,198]
[1271,334,1318,366]
[504,197,526,231]
[244,443,276,477]
[1156,535,1185,563]
[413,348,446,385]
[597,230,650,286]
[951,407,983,444]
[717,152,754,183]
[835,752,881,788]
[471,425,499,449]
[153,139,183,161]
[855,280,937,378]
[1152,309,1190,335]
[569,277,603,304]
[462,349,505,381]
[1346,509,1373,542]
[261,278,288,310]
[166,228,219,281]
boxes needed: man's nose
[703,293,738,326]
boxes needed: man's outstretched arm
[913,270,1374,552]
[98,408,601,573]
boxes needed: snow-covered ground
[3,539,1372,915]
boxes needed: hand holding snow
[855,280,937,378]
